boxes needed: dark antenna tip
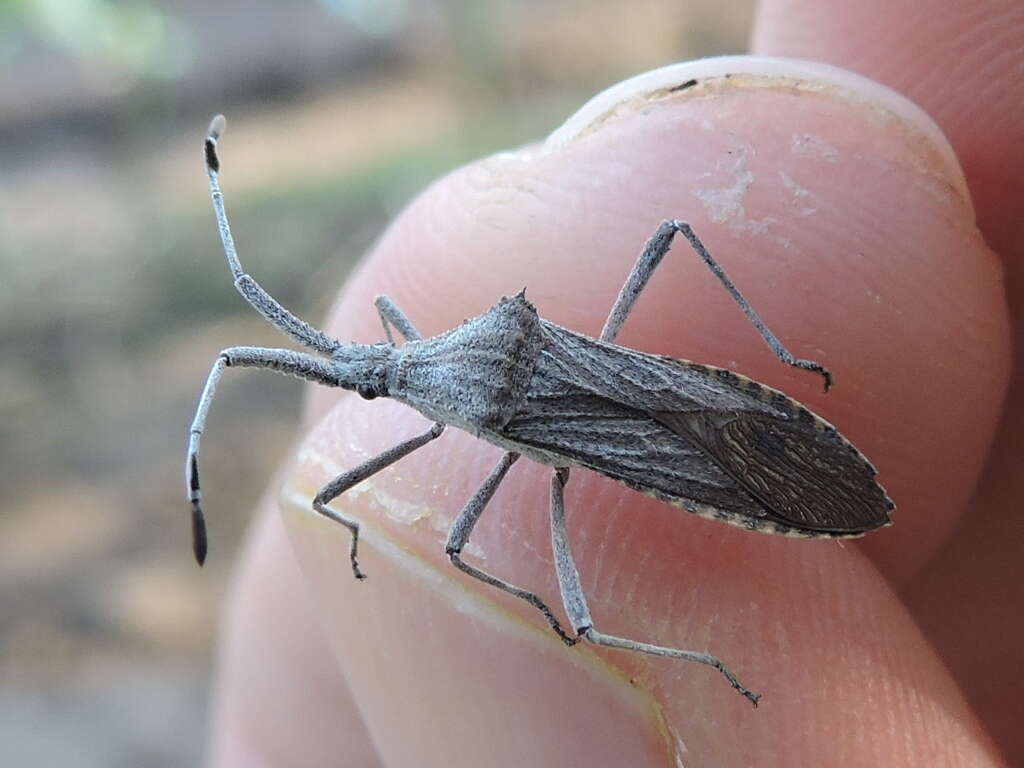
[204,114,226,173]
[192,501,208,566]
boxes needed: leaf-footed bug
[187,115,893,706]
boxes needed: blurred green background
[0,1,753,764]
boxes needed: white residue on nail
[379,488,432,524]
[335,476,434,526]
[780,170,808,198]
[780,171,818,216]
[675,740,688,768]
[297,436,435,526]
[694,146,777,235]
[666,722,689,768]
[791,133,840,163]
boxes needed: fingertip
[751,1,1024,255]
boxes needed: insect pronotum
[187,115,893,706]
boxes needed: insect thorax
[390,293,545,432]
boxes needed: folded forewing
[501,322,892,536]
[501,376,768,520]
[535,321,797,419]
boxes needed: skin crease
[208,4,1020,767]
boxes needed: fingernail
[280,395,678,765]
[544,56,970,215]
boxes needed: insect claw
[350,533,366,580]
[351,554,367,580]
[821,368,833,393]
[711,656,761,706]
[797,359,832,392]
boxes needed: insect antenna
[203,115,342,357]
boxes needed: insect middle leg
[548,467,761,706]
[313,421,445,579]
[374,295,423,344]
[600,219,832,391]
[445,452,579,645]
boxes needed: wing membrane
[652,410,891,534]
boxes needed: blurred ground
[0,1,753,764]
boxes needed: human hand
[208,2,1021,765]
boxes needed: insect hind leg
[600,219,831,391]
[445,452,579,646]
[582,629,761,706]
[548,467,761,706]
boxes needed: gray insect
[187,115,892,706]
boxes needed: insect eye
[356,385,378,400]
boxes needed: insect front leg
[313,421,445,579]
[374,295,423,344]
[187,346,355,565]
[445,452,579,646]
[548,467,761,706]
[601,219,832,391]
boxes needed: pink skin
[753,3,1024,761]
[210,4,1020,766]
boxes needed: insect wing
[501,375,768,520]
[507,322,892,536]
[651,410,892,534]
[536,321,797,417]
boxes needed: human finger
[285,59,1005,765]
[755,3,1024,758]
